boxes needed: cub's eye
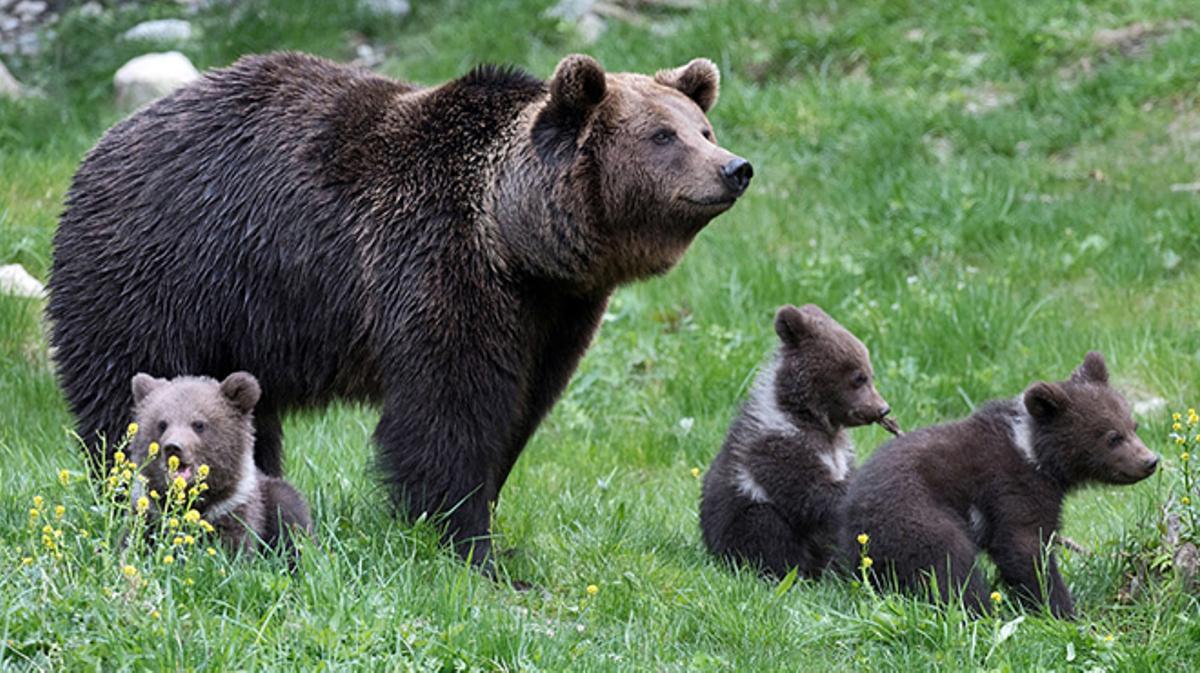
[701,128,714,141]
[852,373,869,388]
[651,129,676,146]
[1106,431,1123,448]
[157,420,167,433]
[192,421,206,434]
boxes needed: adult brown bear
[47,52,751,565]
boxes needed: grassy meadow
[2,0,1200,669]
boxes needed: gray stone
[123,19,193,42]
[12,0,46,21]
[546,0,594,21]
[360,0,410,17]
[0,59,20,98]
[0,264,44,298]
[114,51,200,109]
[78,1,103,18]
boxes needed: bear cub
[700,304,893,578]
[838,352,1158,618]
[129,372,313,559]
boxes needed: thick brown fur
[47,52,751,565]
[838,352,1158,618]
[700,305,891,578]
[129,372,313,560]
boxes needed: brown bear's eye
[1107,431,1123,448]
[157,420,167,433]
[651,129,676,146]
[852,373,869,388]
[192,421,205,434]
[701,129,713,141]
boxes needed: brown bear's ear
[220,371,261,415]
[1024,381,1068,420]
[655,58,720,112]
[1070,351,1109,385]
[774,304,824,345]
[131,373,166,406]
[548,54,607,116]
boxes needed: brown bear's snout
[720,157,753,196]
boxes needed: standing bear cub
[700,305,893,578]
[47,52,752,566]
[129,372,313,559]
[839,352,1158,618]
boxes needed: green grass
[3,0,1200,669]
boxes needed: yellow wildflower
[1183,496,1192,506]
[172,536,184,546]
[184,535,195,545]
[1175,413,1183,422]
[1174,423,1183,432]
[32,496,43,509]
[197,464,210,479]
[121,469,133,481]
[200,520,215,533]
[168,517,179,528]
[28,508,39,520]
[184,578,194,586]
[21,557,33,566]
[990,591,1002,604]
[127,422,138,436]
[690,467,700,478]
[54,505,64,519]
[168,455,180,472]
[861,556,874,569]
[114,450,126,465]
[206,547,217,556]
[184,509,201,524]
[136,496,150,514]
[150,610,161,620]
[148,442,160,457]
[58,469,71,486]
[172,476,187,492]
[586,584,599,596]
[1183,452,1191,462]
[1103,634,1114,643]
[857,533,869,546]
[42,524,53,535]
[79,529,89,538]
[123,565,138,578]
[162,555,174,565]
[149,489,160,500]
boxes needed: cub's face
[536,55,752,283]
[773,304,892,429]
[1024,352,1159,485]
[129,372,261,504]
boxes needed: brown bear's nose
[721,158,753,196]
[878,405,891,419]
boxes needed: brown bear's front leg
[989,530,1075,619]
[373,380,517,568]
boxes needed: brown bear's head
[129,372,260,509]
[523,54,752,289]
[771,304,891,431]
[1022,351,1159,486]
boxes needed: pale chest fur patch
[819,433,855,482]
[205,448,260,521]
[1008,399,1037,465]
[743,358,797,436]
[733,464,770,504]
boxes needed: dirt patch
[1059,19,1196,84]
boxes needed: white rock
[0,264,44,298]
[0,58,20,98]
[1,17,19,32]
[360,0,410,17]
[114,51,199,109]
[577,12,605,44]
[13,0,46,21]
[123,19,192,42]
[78,1,104,18]
[546,0,594,21]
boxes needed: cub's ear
[774,304,826,345]
[655,58,720,112]
[548,54,607,116]
[1070,351,1109,385]
[220,371,261,415]
[1024,381,1068,420]
[131,373,166,406]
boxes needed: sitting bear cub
[129,372,313,558]
[839,351,1158,617]
[700,304,894,578]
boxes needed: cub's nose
[1143,454,1159,474]
[878,405,891,419]
[720,157,753,196]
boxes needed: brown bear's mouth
[680,195,738,209]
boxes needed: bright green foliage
[2,0,1199,669]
